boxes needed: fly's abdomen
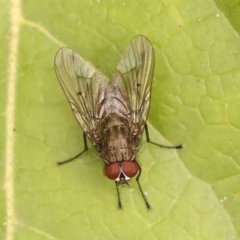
[100,113,137,163]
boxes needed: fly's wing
[115,35,154,141]
[54,48,109,148]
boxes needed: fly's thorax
[100,113,138,163]
[105,161,139,184]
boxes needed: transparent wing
[54,48,109,147]
[115,35,155,139]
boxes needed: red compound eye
[122,161,139,178]
[105,163,120,180]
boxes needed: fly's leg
[145,124,183,149]
[136,163,151,210]
[115,182,123,210]
[57,132,88,166]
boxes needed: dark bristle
[177,144,184,149]
[146,202,152,211]
[118,202,123,210]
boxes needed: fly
[54,35,182,210]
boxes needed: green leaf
[2,0,240,239]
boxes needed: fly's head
[105,161,139,187]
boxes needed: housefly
[54,35,182,209]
